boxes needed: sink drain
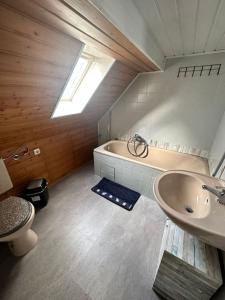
[185,207,194,213]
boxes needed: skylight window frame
[71,54,93,99]
[60,53,94,103]
[51,45,115,119]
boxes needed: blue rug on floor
[91,178,141,211]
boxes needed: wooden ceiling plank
[1,0,156,72]
[31,0,151,71]
[0,29,76,67]
[63,0,158,70]
[0,4,79,53]
[0,53,70,78]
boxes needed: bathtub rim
[94,140,209,175]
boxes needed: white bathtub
[94,140,209,199]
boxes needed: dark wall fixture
[177,64,221,78]
[2,146,29,162]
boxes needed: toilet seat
[0,196,32,238]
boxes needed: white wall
[90,0,164,70]
[209,111,225,178]
[99,53,225,158]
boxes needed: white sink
[157,172,210,218]
[154,170,225,250]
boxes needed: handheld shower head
[127,134,149,158]
[134,134,147,144]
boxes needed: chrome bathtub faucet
[202,185,225,204]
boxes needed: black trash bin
[24,178,49,208]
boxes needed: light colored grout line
[193,0,199,53]
[175,0,184,56]
[203,0,223,51]
[153,0,175,57]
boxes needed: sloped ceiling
[2,0,158,72]
[90,0,165,69]
[133,0,225,58]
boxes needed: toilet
[0,196,38,256]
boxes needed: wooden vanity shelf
[153,220,223,300]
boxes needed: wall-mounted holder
[2,145,29,162]
[177,64,221,78]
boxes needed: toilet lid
[0,197,32,238]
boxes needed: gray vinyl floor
[0,163,166,300]
[0,163,224,300]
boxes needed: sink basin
[154,170,225,250]
[158,173,210,218]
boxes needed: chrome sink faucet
[202,185,225,204]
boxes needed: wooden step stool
[153,220,223,300]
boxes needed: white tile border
[118,136,209,159]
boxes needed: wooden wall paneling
[0,141,49,200]
[0,4,139,200]
[0,5,78,62]
[0,29,74,67]
[0,54,69,78]
[84,61,138,117]
[64,0,158,70]
[38,134,75,182]
[1,0,159,72]
[30,0,152,72]
[7,0,137,70]
[0,4,96,199]
[4,0,143,72]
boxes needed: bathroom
[0,0,225,299]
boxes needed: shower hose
[127,134,149,158]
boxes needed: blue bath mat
[91,178,141,211]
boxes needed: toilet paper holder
[2,145,29,162]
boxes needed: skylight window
[61,54,92,102]
[52,49,114,118]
